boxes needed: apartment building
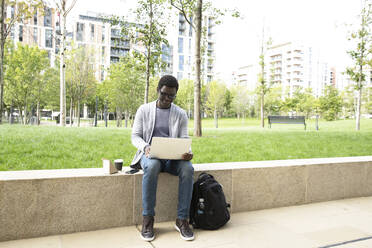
[166,13,216,83]
[266,42,331,97]
[232,64,259,92]
[8,5,57,66]
[70,12,117,82]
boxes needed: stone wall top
[1,156,372,181]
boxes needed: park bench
[268,115,306,130]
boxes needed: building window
[102,25,105,42]
[44,7,52,27]
[10,26,14,40]
[10,6,15,19]
[179,55,184,71]
[177,72,183,80]
[76,22,84,41]
[178,37,183,53]
[33,27,37,43]
[101,46,105,63]
[189,17,193,37]
[45,29,53,48]
[90,23,94,41]
[34,10,38,25]
[19,25,23,42]
[101,65,104,81]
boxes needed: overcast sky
[70,0,363,81]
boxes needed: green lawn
[1,118,372,171]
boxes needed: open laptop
[149,137,192,160]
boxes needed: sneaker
[175,218,194,241]
[141,216,155,241]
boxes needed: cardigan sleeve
[131,105,149,152]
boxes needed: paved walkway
[2,197,372,248]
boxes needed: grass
[0,118,372,171]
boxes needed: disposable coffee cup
[114,159,123,171]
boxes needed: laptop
[149,137,192,160]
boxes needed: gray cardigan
[130,100,190,166]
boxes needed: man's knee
[143,159,162,175]
[179,161,194,178]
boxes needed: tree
[4,43,49,124]
[105,56,145,127]
[0,0,44,124]
[257,25,272,128]
[174,78,193,118]
[53,0,77,126]
[206,80,226,128]
[295,88,315,119]
[230,84,251,120]
[341,85,357,118]
[319,85,343,121]
[264,85,282,116]
[136,0,169,104]
[65,46,96,127]
[170,0,202,136]
[346,0,372,130]
[170,0,239,136]
[110,0,168,104]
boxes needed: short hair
[157,75,179,92]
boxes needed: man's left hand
[182,152,193,161]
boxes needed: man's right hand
[145,146,151,157]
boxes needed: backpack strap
[189,181,200,227]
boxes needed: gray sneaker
[141,216,155,241]
[175,218,194,241]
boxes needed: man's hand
[145,146,151,157]
[182,152,193,161]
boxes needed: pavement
[2,197,372,248]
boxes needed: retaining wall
[1,156,372,241]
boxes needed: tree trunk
[36,101,40,125]
[23,101,27,125]
[116,107,122,127]
[356,87,362,131]
[193,0,202,137]
[144,0,153,104]
[60,2,67,126]
[124,110,129,128]
[77,99,81,127]
[261,89,264,128]
[214,108,218,128]
[19,105,24,125]
[70,98,73,127]
[0,0,5,124]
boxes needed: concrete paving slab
[2,197,372,248]
[59,226,151,248]
[0,235,61,248]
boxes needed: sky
[69,0,363,81]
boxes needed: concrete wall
[1,156,372,241]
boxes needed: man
[131,75,194,241]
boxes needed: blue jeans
[140,155,194,219]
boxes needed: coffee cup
[114,159,123,171]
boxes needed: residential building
[265,42,330,97]
[7,5,57,66]
[165,13,216,83]
[232,64,259,92]
[70,12,115,82]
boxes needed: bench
[268,115,306,130]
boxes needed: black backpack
[189,172,231,230]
